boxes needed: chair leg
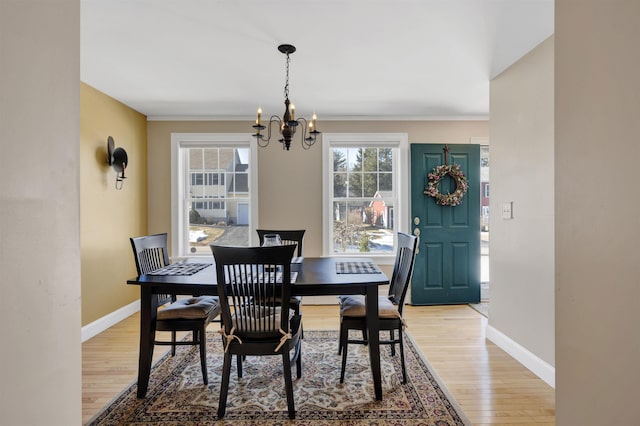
[282,351,296,419]
[295,339,302,379]
[236,354,243,378]
[338,320,350,355]
[217,352,233,419]
[390,329,396,356]
[295,302,304,339]
[171,330,177,356]
[399,329,407,384]
[198,326,208,385]
[339,337,348,384]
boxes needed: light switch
[501,202,513,219]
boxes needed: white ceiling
[80,0,554,121]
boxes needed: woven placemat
[336,261,381,274]
[147,263,210,276]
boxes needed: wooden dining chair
[256,229,306,317]
[337,232,418,384]
[210,244,303,419]
[256,229,306,257]
[130,233,221,385]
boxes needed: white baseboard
[81,299,140,342]
[486,324,555,388]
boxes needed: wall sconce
[107,136,128,190]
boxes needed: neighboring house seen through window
[171,134,258,258]
[322,133,408,263]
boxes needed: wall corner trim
[486,324,555,388]
[81,300,140,342]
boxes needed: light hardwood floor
[82,304,555,425]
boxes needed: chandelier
[252,44,320,151]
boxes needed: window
[322,133,408,262]
[192,198,225,210]
[171,134,258,258]
[190,172,225,186]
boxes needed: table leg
[136,287,158,398]
[365,285,382,400]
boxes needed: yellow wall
[80,83,148,325]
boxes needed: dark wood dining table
[127,256,389,400]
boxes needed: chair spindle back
[256,229,305,257]
[211,244,296,340]
[387,232,419,314]
[130,233,172,305]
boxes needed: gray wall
[489,37,555,372]
[556,1,640,423]
[0,0,82,424]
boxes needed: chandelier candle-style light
[252,44,320,151]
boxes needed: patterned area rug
[87,330,470,425]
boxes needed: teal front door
[410,144,480,305]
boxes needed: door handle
[413,217,421,238]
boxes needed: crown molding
[146,114,489,122]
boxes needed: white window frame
[171,133,258,259]
[322,133,409,264]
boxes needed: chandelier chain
[284,53,290,99]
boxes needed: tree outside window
[331,146,396,254]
